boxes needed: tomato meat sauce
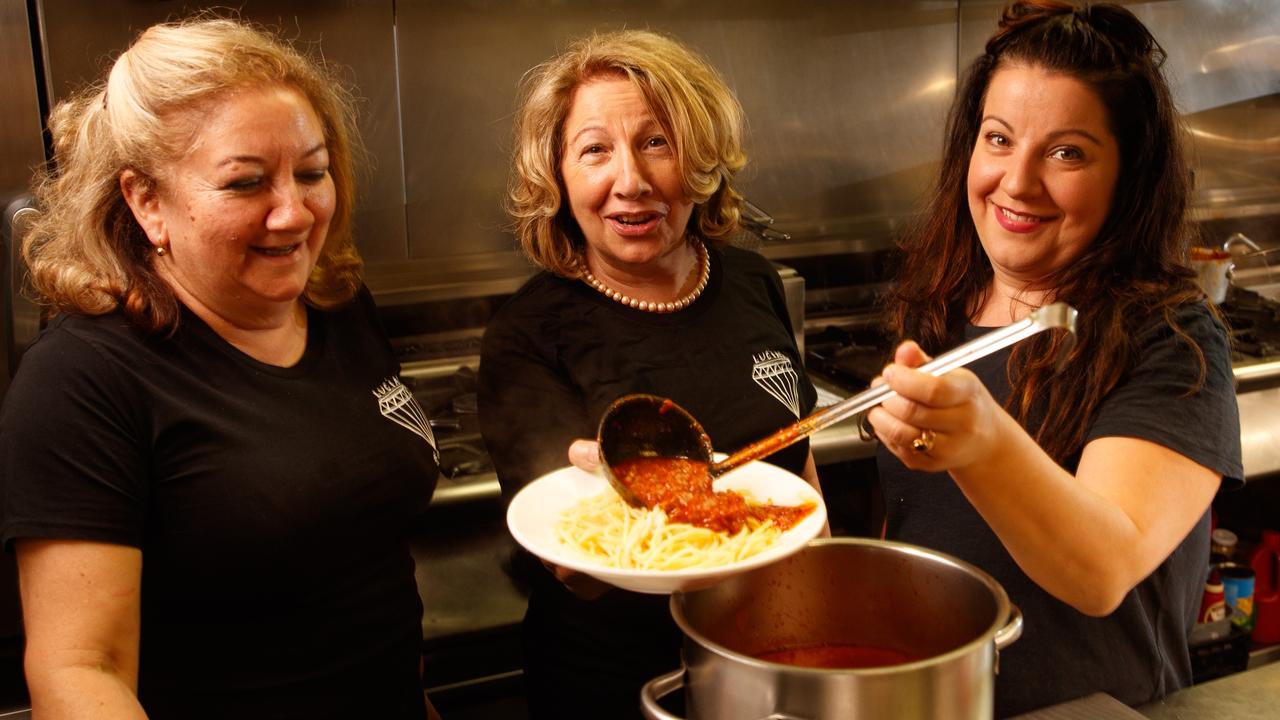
[612,457,814,534]
[755,643,918,669]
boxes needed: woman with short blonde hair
[481,29,820,719]
[507,29,747,276]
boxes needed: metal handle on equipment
[639,668,686,720]
[639,668,813,720]
[993,603,1024,676]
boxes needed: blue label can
[1219,562,1255,632]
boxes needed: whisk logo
[751,350,801,418]
[373,377,440,462]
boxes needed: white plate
[506,460,827,594]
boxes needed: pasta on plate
[507,462,827,594]
[556,489,799,571]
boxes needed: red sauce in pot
[613,457,814,534]
[756,643,917,669]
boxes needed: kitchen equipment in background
[1,196,41,390]
[0,196,40,708]
[775,263,805,356]
[1221,286,1280,372]
[1222,233,1280,303]
[1189,603,1252,682]
[641,538,1021,720]
[1230,258,1280,305]
[1192,246,1233,304]
[738,198,791,244]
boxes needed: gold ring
[911,429,936,453]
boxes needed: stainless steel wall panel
[16,0,1276,301]
[959,0,1280,227]
[0,0,45,649]
[1103,1,1279,225]
[34,0,407,260]
[1133,0,1279,114]
[0,0,47,404]
[0,0,44,196]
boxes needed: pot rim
[667,536,1014,675]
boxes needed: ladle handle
[711,302,1077,476]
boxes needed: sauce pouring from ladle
[597,302,1078,508]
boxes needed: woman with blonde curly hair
[478,29,820,719]
[1,17,440,719]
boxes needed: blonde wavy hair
[507,30,748,277]
[23,16,366,333]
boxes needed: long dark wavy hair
[887,0,1207,462]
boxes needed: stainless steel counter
[1137,658,1280,719]
[1236,381,1280,480]
[1013,692,1146,719]
[1001,654,1280,720]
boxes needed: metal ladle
[597,302,1078,507]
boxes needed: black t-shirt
[1,289,440,719]
[877,303,1243,717]
[480,243,816,492]
[478,243,817,718]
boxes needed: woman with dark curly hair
[1,18,440,719]
[869,1,1242,714]
[479,29,821,719]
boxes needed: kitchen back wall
[4,0,1277,303]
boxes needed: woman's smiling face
[559,77,694,272]
[967,63,1121,289]
[147,84,334,323]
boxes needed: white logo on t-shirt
[752,350,801,418]
[373,377,440,462]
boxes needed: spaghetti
[556,456,816,571]
[555,490,793,570]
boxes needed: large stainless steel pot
[641,538,1022,720]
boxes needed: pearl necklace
[577,239,710,313]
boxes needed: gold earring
[155,246,167,256]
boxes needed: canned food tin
[1219,562,1256,632]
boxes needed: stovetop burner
[805,321,892,389]
[402,366,494,480]
[803,285,1280,393]
[392,330,484,365]
[1220,286,1280,362]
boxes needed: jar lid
[1212,528,1238,547]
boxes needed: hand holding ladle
[597,302,1078,508]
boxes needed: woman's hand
[869,342,1222,616]
[568,439,601,473]
[868,340,1007,472]
[536,438,613,600]
[540,559,612,601]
